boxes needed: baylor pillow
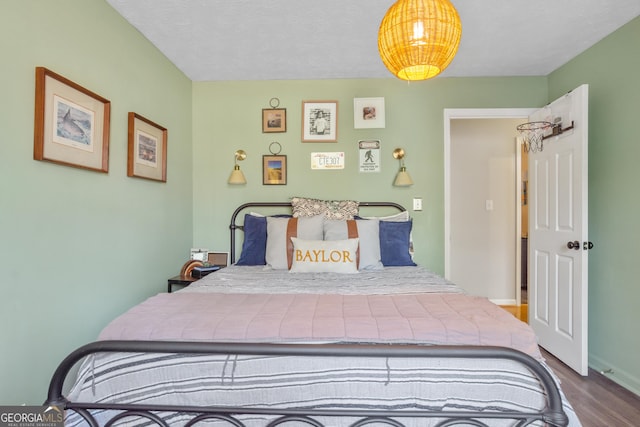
[289,237,359,274]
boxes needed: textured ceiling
[106,0,640,81]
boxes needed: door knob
[567,240,580,250]
[583,241,594,250]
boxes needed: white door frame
[444,108,536,304]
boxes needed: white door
[528,84,589,375]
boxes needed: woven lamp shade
[378,0,462,81]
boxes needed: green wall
[548,17,640,394]
[0,1,193,403]
[192,77,547,271]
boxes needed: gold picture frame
[33,67,111,172]
[302,100,338,142]
[262,108,286,133]
[127,112,167,182]
[262,154,287,185]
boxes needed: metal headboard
[229,201,406,264]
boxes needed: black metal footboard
[45,341,569,427]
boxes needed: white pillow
[323,219,383,270]
[289,237,359,274]
[265,215,324,269]
[361,211,410,222]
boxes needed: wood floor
[501,304,640,426]
[542,348,640,426]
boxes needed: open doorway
[444,109,535,308]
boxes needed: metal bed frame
[229,201,405,264]
[45,341,569,426]
[44,201,569,426]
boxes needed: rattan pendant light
[378,0,462,81]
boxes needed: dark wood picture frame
[262,108,286,133]
[127,112,167,182]
[33,67,111,173]
[262,154,287,185]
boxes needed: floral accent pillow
[291,197,359,220]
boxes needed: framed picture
[207,251,229,267]
[33,67,111,172]
[354,97,385,129]
[302,100,338,142]
[262,108,286,133]
[262,154,287,185]
[127,112,167,182]
[190,248,209,261]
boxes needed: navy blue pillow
[236,214,267,265]
[379,220,417,266]
[236,214,292,265]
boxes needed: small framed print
[354,97,385,129]
[263,154,287,185]
[33,67,111,172]
[262,108,286,133]
[207,251,229,267]
[127,112,167,182]
[190,248,209,261]
[302,100,338,142]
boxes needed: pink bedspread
[99,292,541,360]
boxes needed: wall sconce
[228,149,247,185]
[392,148,414,187]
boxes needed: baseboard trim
[590,353,640,397]
[491,298,517,305]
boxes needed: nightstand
[169,252,228,293]
[167,275,199,293]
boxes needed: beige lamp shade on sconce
[393,148,414,187]
[394,168,414,187]
[228,149,247,185]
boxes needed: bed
[45,199,581,427]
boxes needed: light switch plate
[413,198,423,211]
[485,200,494,211]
